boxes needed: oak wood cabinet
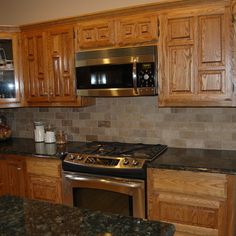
[22,25,75,104]
[76,20,116,50]
[75,14,158,50]
[22,25,95,107]
[147,168,236,236]
[117,14,158,46]
[0,156,7,195]
[0,155,27,197]
[158,4,233,106]
[26,157,62,203]
[22,30,49,103]
[6,156,27,197]
[0,31,22,107]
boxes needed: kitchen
[0,0,236,235]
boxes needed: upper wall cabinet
[0,32,21,105]
[22,25,88,105]
[76,20,116,51]
[22,30,49,103]
[117,14,158,46]
[158,5,233,107]
[75,14,158,51]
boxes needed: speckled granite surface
[1,138,236,175]
[148,147,236,175]
[0,195,175,236]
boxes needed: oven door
[62,171,145,218]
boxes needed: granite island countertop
[0,195,175,236]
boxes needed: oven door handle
[63,173,144,189]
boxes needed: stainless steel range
[62,141,167,219]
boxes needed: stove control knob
[123,158,129,165]
[76,155,84,161]
[68,154,75,160]
[87,157,95,164]
[132,159,139,166]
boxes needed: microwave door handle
[132,58,138,95]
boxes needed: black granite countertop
[1,138,236,175]
[0,195,175,236]
[148,147,236,175]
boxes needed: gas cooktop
[63,141,167,172]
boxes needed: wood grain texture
[27,174,62,203]
[26,158,61,178]
[147,168,236,236]
[22,30,49,102]
[117,14,158,46]
[76,20,115,50]
[158,3,233,107]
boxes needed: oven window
[73,188,133,217]
[76,64,133,89]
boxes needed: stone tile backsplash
[1,96,236,150]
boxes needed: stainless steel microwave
[75,46,157,97]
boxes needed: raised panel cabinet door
[117,15,158,46]
[76,21,115,50]
[0,32,21,104]
[48,26,76,102]
[168,45,194,95]
[198,14,224,68]
[7,159,26,197]
[22,31,49,102]
[28,174,62,203]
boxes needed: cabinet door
[47,25,76,102]
[6,159,26,197]
[147,169,229,236]
[28,174,62,203]
[0,157,7,196]
[76,20,115,50]
[0,32,21,104]
[117,15,158,46]
[22,31,49,102]
[159,7,232,107]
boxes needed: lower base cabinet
[147,168,236,236]
[26,157,62,203]
[0,155,27,197]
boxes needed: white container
[44,131,56,143]
[44,125,56,143]
[34,121,45,142]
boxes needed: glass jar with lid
[34,121,44,142]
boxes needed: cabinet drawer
[149,169,227,199]
[26,158,61,178]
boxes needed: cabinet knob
[17,167,21,170]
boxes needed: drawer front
[26,158,61,177]
[149,169,227,199]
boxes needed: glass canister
[56,130,67,144]
[34,121,45,142]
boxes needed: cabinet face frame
[0,32,21,104]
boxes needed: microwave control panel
[137,63,155,88]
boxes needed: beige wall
[0,0,168,25]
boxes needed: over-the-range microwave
[75,45,158,97]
